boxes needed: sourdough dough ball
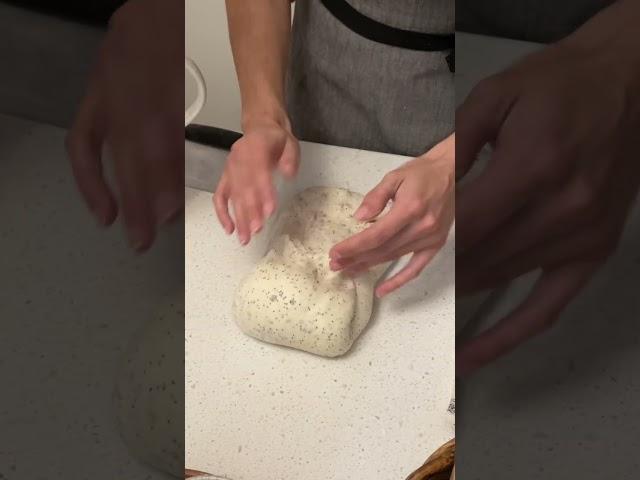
[233,187,389,357]
[113,297,184,477]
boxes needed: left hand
[328,134,455,297]
[66,0,183,252]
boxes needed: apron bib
[286,0,454,157]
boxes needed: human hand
[329,134,455,297]
[66,0,183,252]
[213,117,300,245]
[456,10,640,375]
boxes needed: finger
[142,116,184,225]
[333,226,444,272]
[458,221,611,295]
[353,172,401,221]
[340,238,419,276]
[375,248,438,297]
[339,238,418,275]
[277,136,300,178]
[457,261,598,376]
[66,86,117,226]
[330,221,414,270]
[456,145,540,253]
[109,142,156,251]
[456,76,515,180]
[233,199,250,246]
[330,203,417,260]
[257,171,277,218]
[459,174,604,271]
[213,175,234,234]
[243,190,265,236]
[334,199,452,270]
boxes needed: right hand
[214,119,300,244]
[455,18,640,375]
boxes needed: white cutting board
[185,141,455,480]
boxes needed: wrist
[241,106,291,133]
[422,133,455,164]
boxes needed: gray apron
[286,0,454,158]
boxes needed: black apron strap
[320,0,455,72]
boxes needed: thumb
[354,172,401,221]
[277,136,300,179]
[456,76,512,181]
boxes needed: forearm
[225,0,292,130]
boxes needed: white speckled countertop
[0,113,178,479]
[185,141,455,479]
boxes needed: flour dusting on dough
[233,187,389,357]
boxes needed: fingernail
[155,192,182,224]
[354,206,369,221]
[238,234,249,245]
[128,227,149,252]
[250,220,262,234]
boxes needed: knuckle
[470,76,501,99]
[382,170,399,184]
[529,142,570,185]
[566,177,597,218]
[418,213,437,233]
[405,199,425,218]
[415,221,433,237]
[242,194,259,209]
[383,170,397,180]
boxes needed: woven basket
[405,438,455,480]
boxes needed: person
[215,0,455,297]
[456,0,640,374]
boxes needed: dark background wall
[456,0,616,42]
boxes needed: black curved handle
[185,124,243,151]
